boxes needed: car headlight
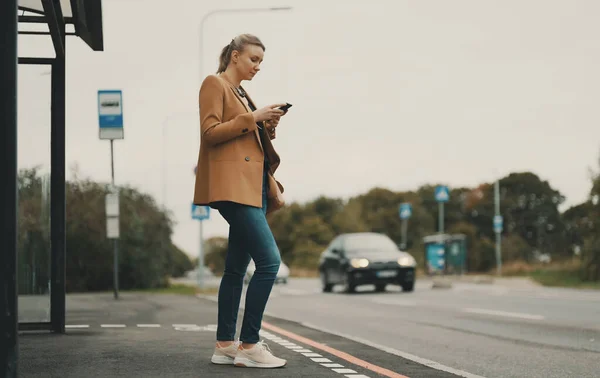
[398,255,416,267]
[350,258,369,268]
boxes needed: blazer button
[244,156,250,162]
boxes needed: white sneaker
[234,340,287,368]
[210,341,240,365]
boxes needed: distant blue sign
[399,203,412,220]
[191,204,210,221]
[434,186,450,203]
[493,215,503,233]
[98,90,124,140]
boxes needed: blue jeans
[213,171,281,343]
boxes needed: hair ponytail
[216,42,232,74]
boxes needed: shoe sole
[211,354,235,365]
[233,357,286,368]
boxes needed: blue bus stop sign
[493,215,503,233]
[399,203,412,220]
[98,90,124,140]
[191,204,210,221]
[434,186,450,203]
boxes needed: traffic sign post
[434,186,449,234]
[99,89,124,300]
[98,90,124,140]
[399,203,412,249]
[191,204,210,289]
[494,180,502,275]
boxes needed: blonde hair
[216,34,266,74]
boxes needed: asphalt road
[201,277,600,378]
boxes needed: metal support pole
[50,35,66,335]
[198,221,204,289]
[494,180,502,275]
[110,139,119,299]
[1,0,19,375]
[400,219,408,250]
[438,202,444,234]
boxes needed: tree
[580,152,600,281]
[17,167,190,293]
[466,172,567,260]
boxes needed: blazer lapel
[226,84,263,152]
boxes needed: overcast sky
[17,0,600,258]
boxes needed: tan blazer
[193,74,283,212]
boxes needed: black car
[318,232,416,293]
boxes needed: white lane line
[322,363,345,368]
[66,324,89,329]
[345,375,371,378]
[370,298,417,306]
[302,353,323,357]
[172,324,198,327]
[137,324,161,328]
[301,322,486,378]
[311,357,333,363]
[295,349,313,353]
[100,324,126,328]
[463,308,545,321]
[333,368,358,373]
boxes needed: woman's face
[232,44,264,81]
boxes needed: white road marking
[322,363,345,368]
[301,322,487,378]
[295,349,313,353]
[463,308,545,321]
[370,298,417,306]
[345,375,371,378]
[66,324,89,329]
[278,288,311,296]
[311,357,333,363]
[100,324,126,328]
[333,368,358,373]
[137,324,161,328]
[302,353,323,357]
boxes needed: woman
[193,33,289,368]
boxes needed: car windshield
[344,233,398,254]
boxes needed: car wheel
[320,271,333,293]
[375,284,386,292]
[402,281,415,292]
[342,274,356,294]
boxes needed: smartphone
[278,103,292,112]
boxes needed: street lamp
[198,6,293,83]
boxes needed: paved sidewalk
[19,293,461,378]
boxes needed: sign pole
[110,140,119,299]
[99,89,124,300]
[494,180,502,276]
[198,220,204,289]
[398,203,412,250]
[401,219,408,250]
[434,186,449,234]
[438,202,444,234]
[191,201,211,290]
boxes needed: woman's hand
[265,114,282,140]
[252,104,286,123]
